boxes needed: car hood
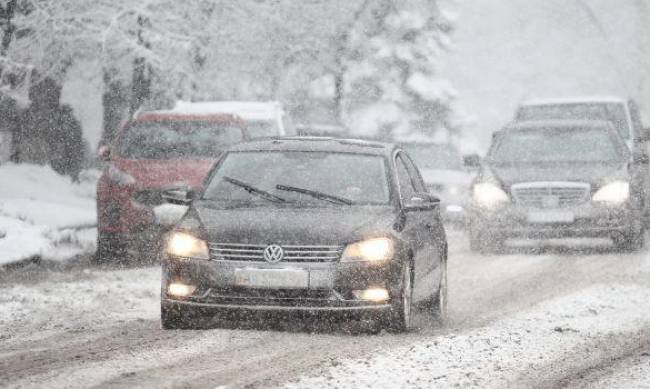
[112,157,215,189]
[419,169,472,187]
[194,204,396,245]
[488,161,627,189]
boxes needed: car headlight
[107,165,136,186]
[341,237,394,262]
[592,181,629,205]
[473,182,509,208]
[166,232,209,259]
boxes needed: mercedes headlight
[473,182,509,208]
[592,181,629,205]
[166,232,209,259]
[341,237,394,262]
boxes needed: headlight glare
[592,181,629,205]
[166,232,209,259]
[341,237,394,262]
[473,182,509,208]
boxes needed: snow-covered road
[2,232,650,388]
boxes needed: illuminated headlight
[352,288,390,302]
[166,232,209,259]
[473,183,509,208]
[106,164,135,186]
[448,185,460,196]
[341,237,394,262]
[592,181,630,205]
[167,282,197,297]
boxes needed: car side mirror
[463,154,481,170]
[633,152,649,165]
[98,145,111,162]
[404,192,440,212]
[162,186,197,205]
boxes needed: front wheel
[431,259,448,323]
[387,261,413,333]
[614,219,645,252]
[93,232,126,264]
[161,303,197,330]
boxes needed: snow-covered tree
[342,0,456,140]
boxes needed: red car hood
[113,157,216,188]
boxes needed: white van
[172,101,292,138]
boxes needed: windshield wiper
[276,184,353,205]
[224,176,286,203]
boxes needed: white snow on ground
[285,283,650,389]
[0,267,160,347]
[0,164,98,265]
[575,356,650,389]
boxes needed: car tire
[161,303,195,330]
[431,259,448,324]
[468,223,485,253]
[93,232,125,264]
[387,260,413,333]
[614,219,645,252]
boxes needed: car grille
[511,182,591,208]
[208,243,344,263]
[133,189,164,206]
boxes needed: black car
[160,137,448,331]
[469,120,644,253]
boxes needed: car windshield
[402,144,464,170]
[517,103,630,139]
[117,120,243,159]
[490,127,624,163]
[246,120,280,138]
[203,151,390,205]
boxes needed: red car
[96,112,248,262]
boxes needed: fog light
[167,283,196,297]
[353,288,390,302]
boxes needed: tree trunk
[0,0,17,82]
[129,15,152,117]
[101,70,127,145]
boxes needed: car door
[395,152,443,303]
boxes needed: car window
[401,144,464,170]
[517,103,630,139]
[395,154,417,201]
[490,127,626,163]
[401,153,427,192]
[204,151,390,205]
[629,100,643,133]
[117,120,243,159]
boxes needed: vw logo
[263,244,284,263]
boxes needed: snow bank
[0,164,98,265]
[285,283,650,388]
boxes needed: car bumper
[161,255,399,314]
[469,202,635,239]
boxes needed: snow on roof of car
[171,100,284,121]
[503,119,616,131]
[520,96,627,106]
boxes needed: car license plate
[234,268,309,289]
[527,210,575,224]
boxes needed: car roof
[226,137,396,156]
[171,100,284,121]
[520,96,626,106]
[502,119,616,131]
